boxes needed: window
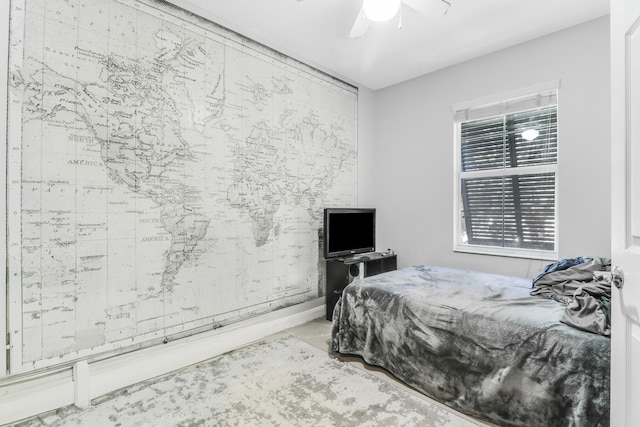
[453,83,559,259]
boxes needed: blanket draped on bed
[530,256,612,336]
[331,265,610,427]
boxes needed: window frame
[452,82,560,260]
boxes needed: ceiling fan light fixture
[363,0,402,22]
[522,129,540,141]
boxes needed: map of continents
[8,0,357,367]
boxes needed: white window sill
[454,244,558,261]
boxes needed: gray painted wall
[360,17,611,279]
[357,86,378,208]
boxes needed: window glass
[455,97,558,258]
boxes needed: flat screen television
[323,208,376,259]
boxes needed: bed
[331,265,610,427]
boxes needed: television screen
[323,208,376,259]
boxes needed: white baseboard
[0,299,324,425]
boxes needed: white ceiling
[168,0,609,90]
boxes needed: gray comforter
[331,265,610,427]
[530,256,612,336]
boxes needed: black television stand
[325,252,397,320]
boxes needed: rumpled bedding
[530,256,612,336]
[331,265,610,427]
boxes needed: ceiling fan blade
[403,0,450,17]
[349,7,371,38]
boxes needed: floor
[279,317,493,427]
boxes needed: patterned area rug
[19,336,478,426]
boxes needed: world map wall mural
[6,0,357,371]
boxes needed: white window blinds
[453,87,558,123]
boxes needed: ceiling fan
[349,0,451,38]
